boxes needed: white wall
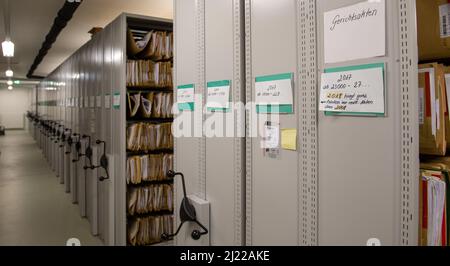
[0,87,32,129]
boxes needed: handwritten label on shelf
[177,84,195,111]
[255,73,294,114]
[207,80,231,112]
[319,63,385,116]
[105,94,111,109]
[324,0,386,64]
[96,95,102,108]
[113,92,120,110]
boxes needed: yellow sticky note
[281,129,297,151]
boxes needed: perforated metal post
[398,0,419,246]
[195,0,207,200]
[244,0,253,246]
[297,0,318,246]
[233,0,245,246]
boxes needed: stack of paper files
[152,92,173,118]
[127,184,174,215]
[127,92,173,119]
[127,28,173,60]
[127,92,141,118]
[127,215,174,246]
[420,158,450,246]
[419,63,447,155]
[126,154,173,184]
[126,60,173,88]
[126,123,173,151]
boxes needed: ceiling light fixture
[7,85,13,90]
[2,40,14,57]
[7,80,13,86]
[2,0,14,58]
[5,69,13,77]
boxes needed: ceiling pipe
[26,0,83,79]
[3,0,10,39]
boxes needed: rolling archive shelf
[241,0,419,246]
[173,0,245,245]
[125,16,175,246]
[32,13,175,246]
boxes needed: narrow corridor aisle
[0,130,102,246]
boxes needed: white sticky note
[319,64,385,114]
[324,0,386,64]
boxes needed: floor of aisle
[0,130,103,246]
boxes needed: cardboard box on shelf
[417,0,450,61]
[419,63,447,156]
[444,67,450,152]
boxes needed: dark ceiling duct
[27,0,83,79]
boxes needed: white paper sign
[207,80,231,111]
[261,122,279,149]
[440,4,450,38]
[255,73,294,113]
[319,64,385,114]
[256,79,293,105]
[177,88,195,103]
[324,0,386,64]
[113,93,120,109]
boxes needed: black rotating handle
[72,134,85,163]
[90,140,110,182]
[82,135,93,169]
[55,125,63,143]
[161,171,209,241]
[65,130,74,154]
[60,128,71,148]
